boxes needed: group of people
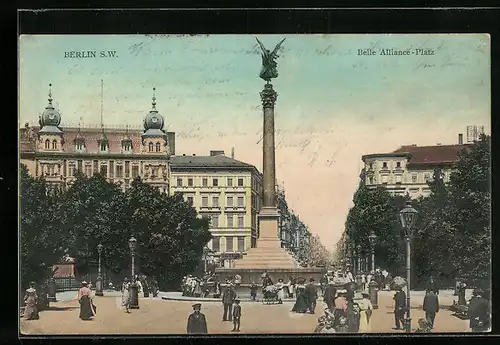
[314,283,374,333]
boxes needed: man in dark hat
[422,289,439,329]
[221,283,237,321]
[468,289,490,332]
[232,299,242,332]
[393,286,407,330]
[306,278,318,314]
[323,281,337,312]
[187,303,208,334]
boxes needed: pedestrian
[357,292,374,333]
[346,269,354,283]
[468,289,490,332]
[287,276,295,298]
[187,303,208,334]
[291,278,309,313]
[23,282,39,320]
[275,278,285,304]
[306,278,318,314]
[320,273,328,296]
[134,275,143,296]
[249,281,258,301]
[234,274,242,288]
[392,286,406,330]
[323,281,337,312]
[422,289,439,329]
[232,299,242,332]
[77,281,95,320]
[221,283,236,321]
[366,271,373,287]
[348,301,361,333]
[361,272,366,291]
[194,278,202,298]
[385,272,393,291]
[121,277,131,313]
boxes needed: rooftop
[170,155,258,171]
[392,144,472,165]
[19,126,175,155]
[362,143,473,165]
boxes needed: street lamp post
[203,247,209,274]
[95,243,104,296]
[128,237,139,309]
[356,244,361,275]
[368,231,377,272]
[399,200,419,333]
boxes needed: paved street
[21,290,470,335]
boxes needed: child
[250,282,258,301]
[232,299,242,332]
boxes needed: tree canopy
[339,135,491,287]
[20,168,212,290]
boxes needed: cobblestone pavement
[20,292,470,335]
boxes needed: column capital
[260,83,278,108]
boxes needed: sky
[18,34,491,249]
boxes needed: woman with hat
[291,278,309,313]
[77,281,95,320]
[357,292,374,333]
[23,282,39,320]
[121,277,131,313]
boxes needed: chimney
[231,147,235,159]
[458,133,463,145]
[210,150,225,156]
[436,143,441,146]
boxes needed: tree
[447,135,491,286]
[344,185,407,275]
[20,164,67,289]
[125,178,212,289]
[308,234,331,267]
[60,171,129,277]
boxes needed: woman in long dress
[291,280,309,313]
[357,293,374,333]
[77,281,95,320]
[121,277,131,313]
[194,278,203,297]
[276,279,285,304]
[23,282,39,320]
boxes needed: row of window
[193,195,246,208]
[211,236,246,252]
[368,161,403,170]
[368,171,444,185]
[52,139,161,153]
[176,176,245,188]
[64,160,139,178]
[209,214,245,228]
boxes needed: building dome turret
[143,88,167,137]
[39,84,63,134]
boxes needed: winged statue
[256,37,286,83]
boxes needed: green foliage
[415,135,491,286]
[344,185,406,274]
[20,165,67,289]
[20,169,212,290]
[342,135,491,286]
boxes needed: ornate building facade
[20,85,173,192]
[20,85,266,262]
[361,134,473,198]
[169,151,263,263]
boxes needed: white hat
[336,289,347,294]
